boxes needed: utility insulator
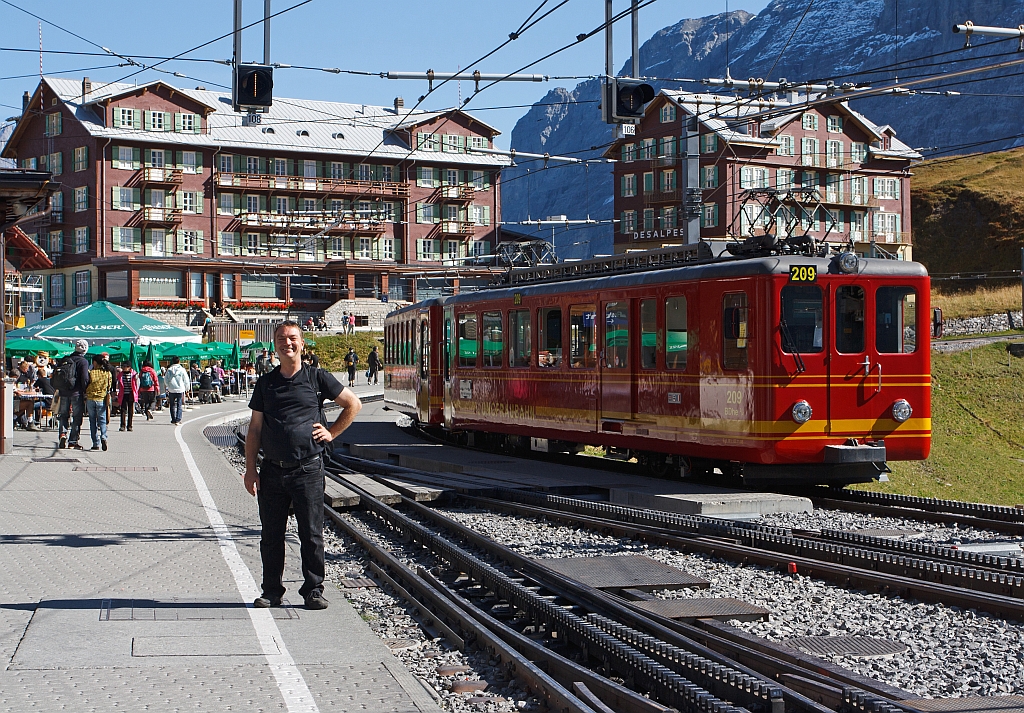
[235,65,274,112]
[603,77,655,124]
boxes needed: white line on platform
[177,409,320,713]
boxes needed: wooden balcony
[238,211,387,234]
[141,207,183,223]
[215,172,409,197]
[140,167,183,184]
[440,220,475,235]
[440,185,475,201]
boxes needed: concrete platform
[342,400,813,517]
[0,385,440,712]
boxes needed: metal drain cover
[31,457,80,463]
[632,597,768,622]
[849,528,923,539]
[537,555,709,591]
[785,635,907,659]
[900,696,1024,712]
[204,425,238,447]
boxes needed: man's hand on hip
[312,423,333,444]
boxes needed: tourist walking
[348,312,356,335]
[138,361,159,420]
[85,355,111,451]
[54,339,91,450]
[115,361,139,432]
[164,356,190,424]
[366,346,382,385]
[344,348,359,387]
[244,320,362,610]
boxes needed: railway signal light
[603,77,656,124]
[235,64,274,112]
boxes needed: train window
[538,308,562,368]
[412,319,419,365]
[444,317,452,380]
[835,285,865,353]
[420,321,430,377]
[780,285,823,353]
[665,296,688,369]
[604,302,628,368]
[640,300,657,369]
[876,286,917,353]
[569,305,597,368]
[482,312,503,367]
[399,322,405,364]
[457,312,478,367]
[723,293,748,370]
[509,310,532,367]
[404,321,410,365]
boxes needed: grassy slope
[307,332,383,372]
[859,342,1024,505]
[911,149,1024,284]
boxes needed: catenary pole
[631,0,639,79]
[264,1,271,65]
[232,0,242,109]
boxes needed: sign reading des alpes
[633,227,687,241]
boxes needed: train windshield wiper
[779,318,806,373]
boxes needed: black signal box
[235,65,274,112]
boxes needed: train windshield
[877,286,917,353]
[780,285,823,354]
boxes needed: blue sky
[0,0,771,148]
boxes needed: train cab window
[482,312,503,367]
[457,313,478,367]
[538,308,562,368]
[876,286,917,353]
[835,285,865,353]
[509,310,532,367]
[604,301,628,368]
[780,285,823,353]
[723,293,749,370]
[569,305,598,368]
[665,296,688,369]
[420,322,430,377]
[640,299,657,369]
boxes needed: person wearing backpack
[344,347,359,387]
[115,361,139,432]
[366,346,382,385]
[137,361,159,420]
[53,339,91,449]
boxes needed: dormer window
[297,129,309,137]
[262,127,275,134]
[332,132,345,139]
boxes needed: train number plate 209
[789,265,817,282]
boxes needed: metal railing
[140,167,183,183]
[215,172,409,196]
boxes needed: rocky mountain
[503,0,1024,258]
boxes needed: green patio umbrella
[5,338,73,359]
[197,341,234,359]
[144,342,160,368]
[7,301,201,344]
[87,339,133,360]
[246,341,274,354]
[128,343,141,372]
[226,341,241,370]
[161,343,208,361]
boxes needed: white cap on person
[74,339,88,353]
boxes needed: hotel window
[661,206,677,229]
[777,134,794,156]
[356,237,371,259]
[118,187,136,210]
[181,151,198,173]
[700,165,718,189]
[470,240,488,257]
[303,198,316,213]
[659,103,676,122]
[383,238,395,261]
[643,208,655,231]
[150,111,164,131]
[21,157,37,170]
[219,154,233,173]
[660,169,676,192]
[247,156,261,174]
[851,142,868,163]
[74,226,89,253]
[740,167,769,189]
[150,229,166,256]
[826,208,843,233]
[149,149,165,168]
[622,143,636,162]
[219,231,237,255]
[219,193,236,215]
[274,196,289,214]
[274,158,288,176]
[303,160,317,178]
[826,174,843,202]
[873,177,900,200]
[620,174,637,197]
[469,136,487,151]
[247,233,261,254]
[49,274,65,308]
[245,195,260,214]
[826,140,844,168]
[700,133,718,153]
[73,186,88,212]
[446,240,461,262]
[358,163,372,181]
[72,146,88,171]
[74,271,91,306]
[45,111,62,136]
[357,201,372,219]
[117,108,136,128]
[661,137,676,158]
[801,137,819,166]
[621,210,636,233]
[221,274,235,299]
[873,212,901,242]
[115,146,135,168]
[180,192,198,213]
[416,203,439,224]
[418,238,439,261]
[443,134,464,153]
[801,171,818,190]
[177,113,196,132]
[850,210,866,238]
[827,115,843,133]
[114,227,138,252]
[777,169,795,190]
[180,230,199,253]
[802,113,818,131]
[382,165,394,182]
[445,169,459,186]
[701,203,719,228]
[48,230,63,255]
[330,161,345,179]
[417,133,439,151]
[643,172,654,193]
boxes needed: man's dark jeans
[57,393,84,444]
[167,392,184,423]
[256,456,325,600]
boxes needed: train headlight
[837,251,860,274]
[791,400,813,424]
[891,399,913,423]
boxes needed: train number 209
[789,265,817,282]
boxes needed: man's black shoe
[303,591,328,610]
[253,595,282,608]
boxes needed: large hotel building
[2,77,508,318]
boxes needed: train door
[829,281,925,440]
[600,299,632,424]
[443,306,455,424]
[417,314,430,421]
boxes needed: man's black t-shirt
[248,365,344,463]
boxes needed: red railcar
[384,249,930,484]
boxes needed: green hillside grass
[306,332,383,372]
[858,342,1024,505]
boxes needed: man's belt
[264,453,322,469]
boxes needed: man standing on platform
[244,320,362,610]
[54,339,91,450]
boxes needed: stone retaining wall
[940,310,1023,337]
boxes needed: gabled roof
[5,226,52,271]
[391,109,501,136]
[82,79,219,113]
[661,90,778,148]
[3,77,508,167]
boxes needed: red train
[383,245,930,484]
